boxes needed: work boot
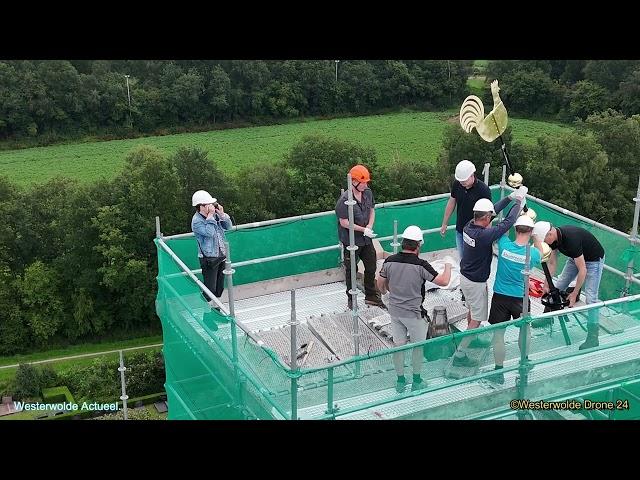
[365,296,387,310]
[452,354,478,368]
[579,323,600,350]
[395,376,407,394]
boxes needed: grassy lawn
[466,76,486,96]
[0,111,573,187]
[0,112,447,185]
[509,117,572,144]
[0,334,163,368]
[467,77,485,89]
[0,346,162,379]
[2,409,42,420]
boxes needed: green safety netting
[156,186,640,420]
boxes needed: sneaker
[468,336,491,348]
[411,379,428,392]
[452,354,479,368]
[579,336,599,350]
[395,378,407,394]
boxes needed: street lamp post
[124,74,132,128]
[335,60,340,82]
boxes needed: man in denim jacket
[191,190,233,304]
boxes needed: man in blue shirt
[191,190,233,305]
[486,215,543,384]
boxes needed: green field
[0,112,572,187]
[0,334,162,367]
[467,77,485,90]
[467,76,486,97]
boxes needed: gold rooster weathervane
[459,80,536,220]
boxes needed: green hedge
[41,386,75,404]
[46,391,166,421]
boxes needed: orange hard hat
[349,165,371,183]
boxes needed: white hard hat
[192,190,216,207]
[533,221,552,239]
[455,160,476,182]
[473,198,495,214]
[514,215,535,228]
[401,225,424,243]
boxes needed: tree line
[482,60,640,120]
[2,60,638,148]
[0,60,471,145]
[0,109,638,355]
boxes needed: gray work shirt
[335,188,375,247]
[379,252,439,318]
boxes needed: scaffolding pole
[223,240,242,407]
[624,176,640,296]
[392,220,400,254]
[155,216,162,238]
[289,289,299,420]
[118,350,128,420]
[325,366,336,417]
[522,242,532,317]
[499,165,506,222]
[516,243,532,419]
[483,162,490,185]
[346,173,361,366]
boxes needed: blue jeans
[456,230,464,262]
[555,256,605,324]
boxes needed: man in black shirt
[440,160,492,261]
[532,222,606,349]
[336,165,385,309]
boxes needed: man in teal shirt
[487,215,543,384]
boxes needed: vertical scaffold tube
[289,289,298,420]
[346,173,360,360]
[624,176,640,296]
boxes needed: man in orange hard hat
[335,165,386,309]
